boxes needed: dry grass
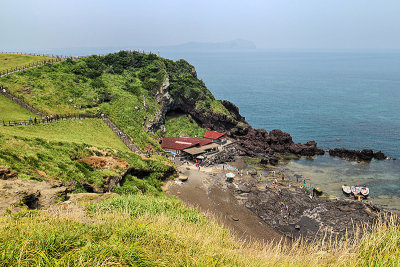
[0,194,398,266]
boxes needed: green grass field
[0,118,130,152]
[0,119,173,186]
[0,94,36,120]
[0,53,53,73]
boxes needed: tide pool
[278,154,400,211]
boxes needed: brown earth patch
[0,166,18,180]
[77,156,129,170]
[0,178,67,215]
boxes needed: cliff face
[152,60,324,157]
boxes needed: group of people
[26,114,60,125]
[40,114,60,123]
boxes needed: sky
[1,0,400,51]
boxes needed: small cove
[278,154,400,211]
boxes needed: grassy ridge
[1,196,399,266]
[0,94,36,120]
[0,53,53,73]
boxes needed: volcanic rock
[0,166,18,180]
[329,148,387,161]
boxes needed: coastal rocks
[260,156,279,166]
[289,141,325,156]
[231,175,380,241]
[232,127,324,159]
[0,166,18,180]
[248,169,257,176]
[329,148,387,161]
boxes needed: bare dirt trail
[164,163,287,244]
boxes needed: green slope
[0,94,36,121]
[0,119,129,152]
[0,52,231,151]
[0,119,173,187]
[0,53,54,73]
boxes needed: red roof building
[161,137,212,153]
[204,130,226,140]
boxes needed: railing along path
[0,54,143,155]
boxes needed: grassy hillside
[1,52,398,266]
[1,196,399,266]
[0,53,53,73]
[0,119,129,152]
[0,119,173,188]
[163,114,206,137]
[0,52,231,151]
[0,94,36,121]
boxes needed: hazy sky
[1,0,400,50]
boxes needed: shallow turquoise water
[278,154,400,211]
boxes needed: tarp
[183,147,206,155]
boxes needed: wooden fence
[1,114,97,127]
[102,117,142,154]
[0,88,45,116]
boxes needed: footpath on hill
[0,89,144,156]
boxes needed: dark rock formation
[329,148,387,161]
[230,176,380,241]
[146,65,324,160]
[0,166,18,180]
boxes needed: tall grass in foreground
[0,194,399,266]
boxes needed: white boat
[351,186,361,195]
[360,187,369,197]
[342,185,351,195]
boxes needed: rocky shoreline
[166,157,392,243]
[220,158,389,242]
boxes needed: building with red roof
[204,130,226,143]
[161,137,212,154]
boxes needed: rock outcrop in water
[329,148,387,161]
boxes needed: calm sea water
[30,48,400,210]
[159,50,400,157]
[158,49,400,210]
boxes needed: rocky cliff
[150,61,325,158]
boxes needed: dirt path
[164,164,287,244]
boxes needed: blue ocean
[27,48,400,210]
[159,49,400,210]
